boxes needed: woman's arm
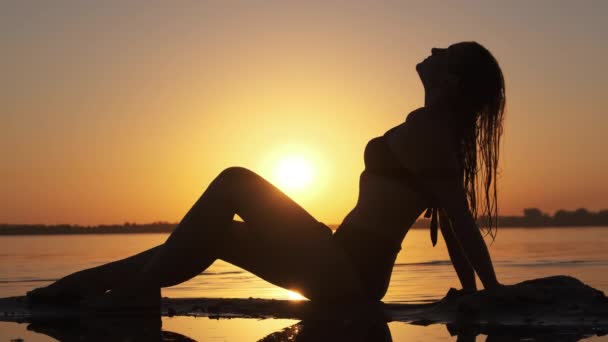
[435,181,500,290]
[439,209,477,292]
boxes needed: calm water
[1,227,607,341]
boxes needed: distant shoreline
[3,208,608,236]
[1,225,607,236]
[0,223,177,236]
[2,208,608,236]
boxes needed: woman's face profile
[416,43,468,93]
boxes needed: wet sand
[2,276,607,341]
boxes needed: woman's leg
[27,245,163,301]
[219,222,365,301]
[31,167,362,303]
[105,167,363,301]
[29,167,248,300]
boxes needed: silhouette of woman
[28,41,505,309]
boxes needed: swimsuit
[333,116,455,300]
[365,132,443,246]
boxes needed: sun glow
[286,290,306,301]
[273,156,315,192]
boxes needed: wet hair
[450,42,506,240]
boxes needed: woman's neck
[423,96,469,150]
[424,96,458,122]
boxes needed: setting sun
[273,156,315,193]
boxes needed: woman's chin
[416,61,429,76]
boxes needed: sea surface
[1,227,607,341]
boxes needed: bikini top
[364,132,453,246]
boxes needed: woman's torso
[333,108,454,300]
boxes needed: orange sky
[1,1,607,225]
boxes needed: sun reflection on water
[286,290,306,301]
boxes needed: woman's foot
[81,286,161,314]
[445,287,477,300]
[27,269,110,305]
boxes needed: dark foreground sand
[2,276,607,341]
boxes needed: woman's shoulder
[387,107,460,172]
[405,107,451,129]
[404,107,427,124]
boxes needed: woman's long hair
[451,42,506,240]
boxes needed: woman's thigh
[195,167,363,300]
[213,167,333,241]
[219,221,364,301]
[168,167,335,250]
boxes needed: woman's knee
[208,167,246,189]
[208,166,286,215]
[222,166,271,188]
[207,166,260,198]
[217,166,255,183]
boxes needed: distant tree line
[413,208,608,228]
[2,208,608,235]
[491,208,608,227]
[0,222,177,235]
